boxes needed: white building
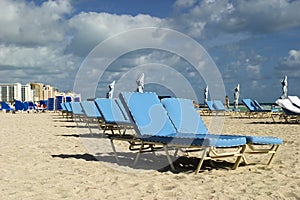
[21,83,33,102]
[0,83,22,103]
[0,83,34,103]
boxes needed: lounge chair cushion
[246,136,283,145]
[161,98,208,134]
[95,98,130,124]
[81,101,102,119]
[121,92,176,136]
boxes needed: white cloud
[0,43,78,90]
[67,12,165,56]
[277,49,300,78]
[0,44,75,69]
[280,49,300,67]
[246,64,261,77]
[287,50,300,63]
[0,0,72,46]
[171,0,300,39]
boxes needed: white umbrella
[136,73,144,93]
[234,84,240,109]
[204,86,208,104]
[281,75,288,99]
[106,80,115,99]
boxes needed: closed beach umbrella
[281,75,288,99]
[234,84,240,109]
[106,80,115,99]
[136,73,144,93]
[204,86,208,104]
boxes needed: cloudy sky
[0,0,299,102]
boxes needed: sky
[0,0,299,102]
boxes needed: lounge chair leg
[195,147,209,174]
[87,123,93,134]
[267,145,280,165]
[232,145,247,170]
[163,145,175,171]
[133,142,144,166]
[110,139,120,164]
[241,154,249,165]
[173,148,179,157]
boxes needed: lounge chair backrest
[70,102,84,115]
[242,99,258,111]
[206,101,215,111]
[80,101,102,118]
[161,98,208,134]
[56,96,64,110]
[213,100,226,111]
[119,92,176,137]
[288,96,300,109]
[47,98,55,111]
[115,98,130,120]
[95,98,129,124]
[64,102,73,112]
[253,100,264,110]
[60,103,67,111]
[1,102,12,110]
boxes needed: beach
[0,112,299,200]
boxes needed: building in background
[0,83,22,103]
[43,84,55,101]
[0,82,80,104]
[30,83,44,102]
[21,83,33,102]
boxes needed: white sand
[0,112,299,199]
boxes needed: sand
[0,111,299,200]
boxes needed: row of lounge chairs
[59,92,283,174]
[0,100,44,113]
[201,98,293,122]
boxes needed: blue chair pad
[81,101,102,118]
[245,136,283,145]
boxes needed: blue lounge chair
[47,98,55,111]
[60,102,68,117]
[94,98,132,135]
[242,99,278,119]
[15,100,26,111]
[206,100,230,115]
[162,98,283,166]
[0,102,14,112]
[70,102,84,116]
[69,102,85,124]
[55,96,64,111]
[61,102,73,120]
[119,92,247,173]
[80,101,103,133]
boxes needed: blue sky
[0,0,299,102]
